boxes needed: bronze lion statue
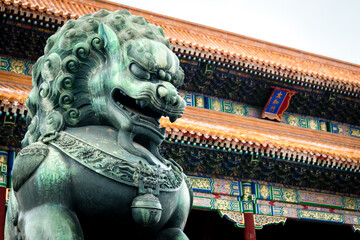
[5,9,192,240]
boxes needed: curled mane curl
[23,9,171,147]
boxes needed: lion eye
[129,63,151,80]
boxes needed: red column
[244,212,256,240]
[0,186,6,240]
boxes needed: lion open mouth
[111,87,171,165]
[112,88,164,130]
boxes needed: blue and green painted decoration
[180,91,360,138]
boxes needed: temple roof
[0,72,30,105]
[161,107,360,168]
[0,73,358,169]
[1,0,360,92]
[1,0,360,171]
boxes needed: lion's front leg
[19,204,83,240]
[156,182,192,240]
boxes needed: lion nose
[156,85,180,106]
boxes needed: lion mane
[23,9,172,147]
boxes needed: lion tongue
[131,113,160,129]
[130,113,140,121]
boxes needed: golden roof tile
[160,107,360,163]
[0,82,29,104]
[0,72,31,104]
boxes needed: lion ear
[98,23,120,55]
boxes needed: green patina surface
[5,9,192,240]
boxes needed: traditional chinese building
[1,0,360,239]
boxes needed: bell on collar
[131,193,163,226]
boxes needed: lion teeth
[119,89,127,96]
[135,99,148,108]
[116,102,124,109]
[139,100,148,108]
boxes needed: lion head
[23,9,185,162]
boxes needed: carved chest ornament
[50,131,183,193]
